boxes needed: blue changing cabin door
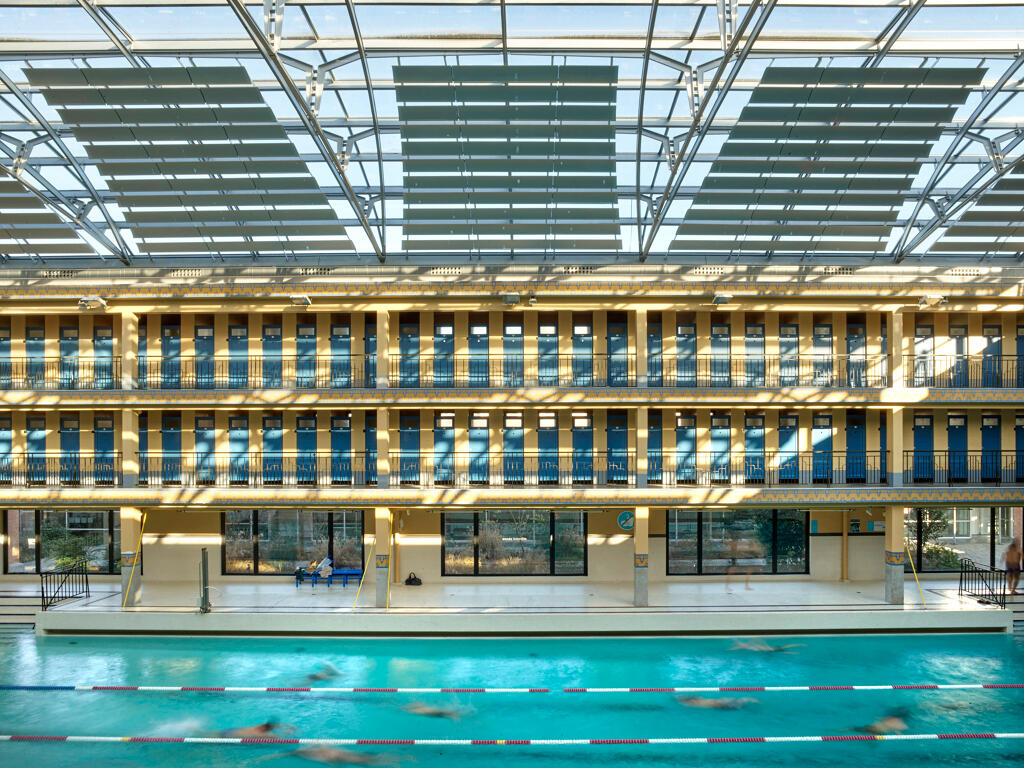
[330,322,351,388]
[60,415,79,484]
[913,414,933,482]
[93,326,113,389]
[981,414,1001,482]
[710,413,731,482]
[195,325,214,389]
[537,413,558,484]
[433,412,454,485]
[745,324,765,387]
[813,324,833,386]
[710,323,731,387]
[25,326,44,389]
[468,412,489,484]
[675,413,696,483]
[503,319,524,387]
[744,414,765,483]
[195,415,215,485]
[296,414,317,484]
[59,326,78,389]
[607,410,628,484]
[538,319,559,386]
[502,412,524,484]
[948,414,967,482]
[982,325,1002,388]
[468,320,489,387]
[779,323,799,386]
[161,413,181,485]
[647,320,662,387]
[399,322,419,388]
[572,320,593,387]
[398,412,420,483]
[846,411,866,482]
[161,321,180,389]
[433,317,454,388]
[296,324,316,388]
[262,324,282,388]
[779,414,799,482]
[647,411,662,485]
[0,415,10,484]
[676,323,696,387]
[93,414,114,485]
[228,415,249,484]
[262,414,283,484]
[27,416,46,484]
[228,325,248,388]
[607,320,628,387]
[847,324,866,388]
[812,413,832,483]
[331,413,352,484]
[0,326,9,388]
[571,411,593,483]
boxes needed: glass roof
[0,0,1021,267]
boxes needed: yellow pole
[121,511,147,609]
[905,538,927,607]
[351,537,375,610]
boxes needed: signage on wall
[849,518,861,534]
[617,510,635,531]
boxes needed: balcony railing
[0,453,122,486]
[388,354,638,388]
[652,354,888,389]
[904,355,1024,388]
[0,358,122,390]
[387,450,637,487]
[646,450,888,486]
[903,450,1024,485]
[137,355,375,390]
[137,452,377,488]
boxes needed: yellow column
[423,408,437,485]
[316,312,331,385]
[489,309,502,385]
[376,406,390,487]
[731,408,745,484]
[663,309,676,384]
[841,510,849,581]
[890,406,905,486]
[593,310,607,384]
[119,506,145,607]
[636,406,648,488]
[798,312,813,384]
[892,309,907,387]
[765,312,779,383]
[351,312,365,376]
[696,410,711,478]
[121,408,139,487]
[180,313,195,366]
[376,309,390,389]
[635,309,648,388]
[1003,312,1016,388]
[884,505,906,604]
[119,311,138,389]
[420,310,434,385]
[182,410,196,477]
[866,312,882,386]
[214,313,228,383]
[282,311,297,387]
[634,506,649,607]
[374,507,392,608]
[80,410,94,457]
[524,310,539,386]
[559,410,572,481]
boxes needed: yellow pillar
[890,406,905,486]
[884,505,906,604]
[524,310,539,386]
[374,507,392,608]
[634,506,649,607]
[119,311,138,389]
[376,406,390,487]
[636,406,648,488]
[663,309,677,384]
[120,506,144,607]
[891,308,906,388]
[282,311,297,387]
[376,309,390,389]
[635,308,648,388]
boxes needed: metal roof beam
[635,0,660,244]
[74,0,143,66]
[866,0,927,67]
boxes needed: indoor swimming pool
[0,629,1022,766]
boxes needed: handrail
[958,558,1007,608]
[903,354,1024,388]
[0,453,123,487]
[39,557,90,611]
[903,450,1024,485]
[0,357,122,390]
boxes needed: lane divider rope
[1,683,1021,694]
[1,733,1022,746]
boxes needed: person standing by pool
[1005,538,1021,595]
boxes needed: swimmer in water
[677,695,758,710]
[731,639,805,653]
[401,702,473,720]
[307,662,342,682]
[213,720,296,738]
[851,716,909,735]
[258,747,401,765]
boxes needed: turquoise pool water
[1,630,1022,766]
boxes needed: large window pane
[257,510,329,575]
[40,510,111,573]
[775,510,808,573]
[478,510,550,575]
[701,510,771,575]
[904,508,920,572]
[667,509,698,574]
[224,510,255,574]
[995,507,1016,570]
[5,510,36,573]
[332,510,364,570]
[443,513,475,575]
[919,508,963,571]
[553,512,586,575]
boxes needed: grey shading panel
[929,164,1024,256]
[0,177,93,258]
[671,66,984,256]
[26,66,352,256]
[394,65,620,252]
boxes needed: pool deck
[22,578,1016,636]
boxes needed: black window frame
[441,510,588,577]
[3,508,121,574]
[904,506,1008,573]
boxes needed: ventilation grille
[168,268,204,278]
[690,265,729,276]
[429,266,463,276]
[298,266,332,276]
[948,267,984,276]
[816,266,855,276]
[41,269,76,278]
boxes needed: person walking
[1005,538,1021,595]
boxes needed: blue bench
[324,568,363,588]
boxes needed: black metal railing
[39,557,90,611]
[137,452,377,488]
[0,453,123,487]
[0,357,122,390]
[646,450,888,487]
[904,355,1024,388]
[903,450,1024,485]
[958,558,1007,608]
[387,450,637,487]
[653,354,888,389]
[137,355,375,390]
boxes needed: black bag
[404,572,422,586]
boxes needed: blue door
[364,321,377,388]
[502,412,524,484]
[779,414,799,482]
[161,321,180,389]
[195,325,214,389]
[161,413,181,485]
[364,413,377,485]
[330,323,352,388]
[1015,415,1024,483]
[228,415,249,484]
[950,325,968,388]
[1017,327,1024,388]
[59,415,79,484]
[846,324,866,388]
[981,414,1001,482]
[25,326,44,389]
[93,326,113,389]
[607,320,628,387]
[744,414,765,482]
[779,324,799,386]
[503,319,524,387]
[27,416,46,484]
[468,320,489,387]
[745,324,764,387]
[572,320,593,387]
[846,411,866,482]
[194,415,215,485]
[538,413,558,484]
[647,411,662,485]
[296,324,316,388]
[433,412,454,485]
[812,414,832,482]
[93,414,114,485]
[399,322,419,388]
[571,412,593,483]
[538,320,559,386]
[262,414,283,484]
[710,414,731,482]
[398,412,419,483]
[331,413,352,484]
[982,325,1002,387]
[676,323,696,387]
[433,317,454,388]
[59,326,78,389]
[0,415,10,484]
[710,323,731,387]
[813,324,833,386]
[296,414,317,484]
[228,325,248,388]
[647,320,662,387]
[914,325,934,387]
[0,326,10,388]
[607,410,628,484]
[676,413,696,483]
[912,414,933,482]
[138,413,149,485]
[262,324,282,388]
[468,412,489,484]
[948,414,967,483]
